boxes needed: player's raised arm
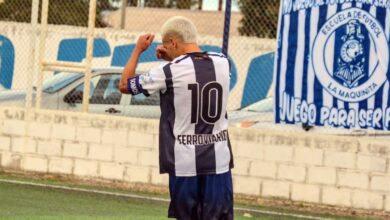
[119,33,154,94]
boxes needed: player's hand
[156,45,173,61]
[135,33,154,53]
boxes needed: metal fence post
[82,0,97,113]
[120,0,127,29]
[26,0,40,109]
[222,0,232,56]
[35,0,50,110]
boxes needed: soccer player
[119,16,234,220]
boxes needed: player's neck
[182,44,202,54]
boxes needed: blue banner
[274,0,390,130]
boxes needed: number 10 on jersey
[188,82,223,124]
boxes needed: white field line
[235,207,334,220]
[0,179,169,202]
[0,178,333,220]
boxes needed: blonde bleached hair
[160,16,198,43]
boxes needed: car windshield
[244,97,273,113]
[42,72,83,94]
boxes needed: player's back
[159,51,233,176]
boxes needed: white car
[228,97,274,127]
[229,97,378,135]
[0,67,161,118]
[228,97,315,131]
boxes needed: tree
[176,0,192,9]
[0,0,112,27]
[144,0,165,8]
[218,0,223,11]
[198,0,203,10]
[129,0,138,6]
[238,0,280,38]
[144,0,197,9]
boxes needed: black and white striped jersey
[127,51,233,176]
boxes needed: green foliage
[238,0,280,38]
[176,0,192,9]
[0,0,32,23]
[144,0,196,9]
[144,0,166,8]
[129,0,138,6]
[0,0,112,27]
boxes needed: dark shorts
[168,171,233,220]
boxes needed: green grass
[0,181,307,220]
[0,182,168,220]
[0,174,377,220]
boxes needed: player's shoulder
[148,63,165,73]
[150,60,176,71]
[206,52,230,64]
[171,54,192,64]
[206,51,227,58]
[158,55,193,70]
[149,56,191,74]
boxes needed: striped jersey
[127,51,233,176]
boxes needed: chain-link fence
[1,0,384,136]
[0,0,277,119]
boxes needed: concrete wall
[1,106,390,212]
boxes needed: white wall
[0,106,390,212]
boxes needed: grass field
[0,174,376,220]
